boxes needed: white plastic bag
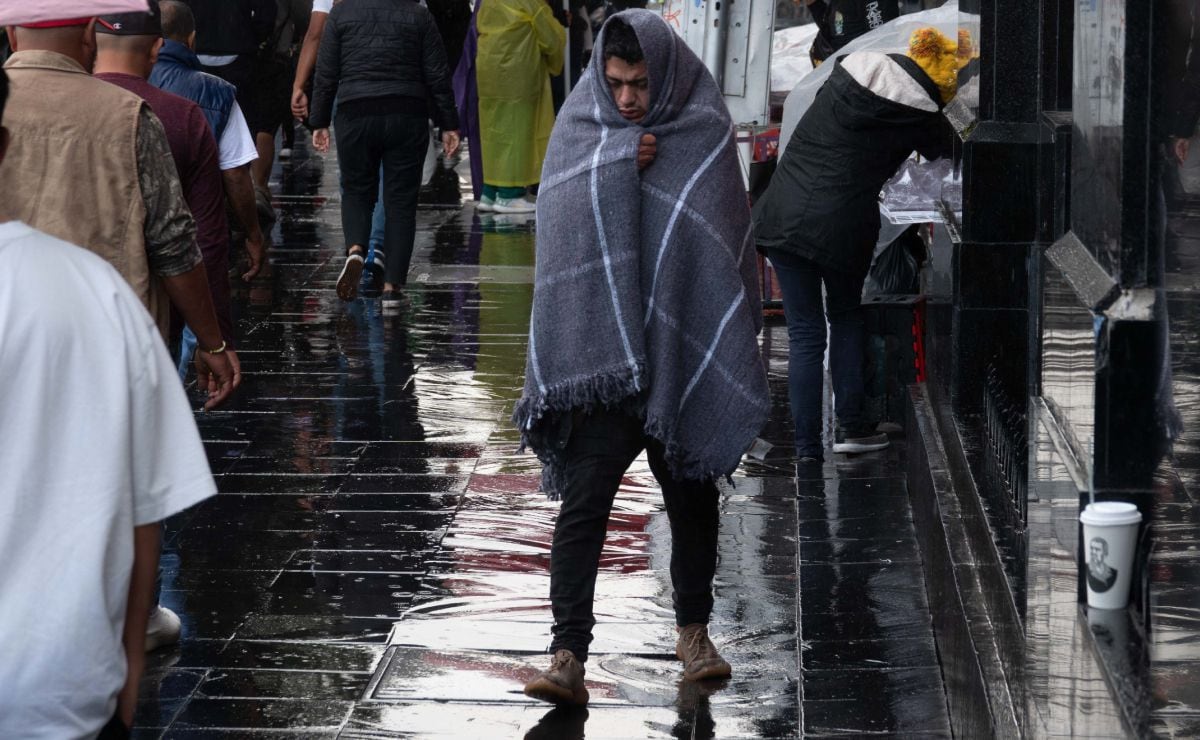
[878,157,960,224]
[770,24,818,94]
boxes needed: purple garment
[452,0,484,201]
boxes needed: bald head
[160,1,196,48]
[8,22,98,72]
[94,33,163,78]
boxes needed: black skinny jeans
[549,408,721,663]
[334,107,427,286]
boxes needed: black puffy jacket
[309,0,460,131]
[185,0,277,57]
[753,53,952,277]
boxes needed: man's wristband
[204,340,227,355]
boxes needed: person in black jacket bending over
[310,0,461,305]
[753,28,958,465]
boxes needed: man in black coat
[309,0,460,305]
[753,28,957,465]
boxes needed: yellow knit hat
[906,27,959,104]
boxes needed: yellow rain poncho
[476,0,565,188]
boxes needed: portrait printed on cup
[1087,536,1119,593]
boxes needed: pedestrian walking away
[752,27,959,465]
[186,0,278,227]
[309,0,461,304]
[153,0,269,372]
[153,1,266,285]
[512,10,770,706]
[94,0,243,381]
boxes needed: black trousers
[548,408,721,662]
[334,109,427,286]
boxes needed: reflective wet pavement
[133,143,950,738]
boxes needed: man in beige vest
[0,17,236,410]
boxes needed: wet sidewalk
[133,145,950,738]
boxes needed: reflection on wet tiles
[346,692,801,739]
[284,550,430,574]
[800,580,929,620]
[802,609,935,642]
[259,589,412,619]
[170,640,386,673]
[799,537,924,565]
[168,698,352,730]
[340,474,470,494]
[799,563,927,595]
[234,614,397,643]
[794,482,914,521]
[270,571,426,596]
[139,668,207,701]
[341,703,529,739]
[802,636,939,670]
[163,569,278,593]
[803,692,951,735]
[798,516,917,541]
[159,546,297,570]
[196,669,371,700]
[365,646,795,710]
[803,666,946,702]
[215,474,345,495]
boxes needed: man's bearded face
[605,57,649,124]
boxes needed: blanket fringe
[512,365,647,501]
[513,364,755,501]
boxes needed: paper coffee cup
[1079,502,1142,610]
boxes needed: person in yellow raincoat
[475,0,565,213]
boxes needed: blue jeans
[367,170,386,254]
[769,249,866,458]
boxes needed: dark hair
[603,18,644,64]
[0,67,8,127]
[160,0,195,43]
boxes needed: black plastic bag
[865,225,925,295]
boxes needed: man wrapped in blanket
[512,10,770,705]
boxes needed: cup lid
[1080,501,1142,526]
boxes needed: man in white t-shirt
[0,67,217,739]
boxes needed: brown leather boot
[675,624,732,681]
[524,649,589,705]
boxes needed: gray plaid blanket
[512,10,769,496]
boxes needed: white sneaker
[832,429,890,454]
[476,195,496,212]
[279,147,293,159]
[493,196,536,214]
[145,605,182,652]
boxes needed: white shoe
[476,195,496,212]
[279,147,293,158]
[493,196,536,214]
[145,606,182,652]
[832,430,890,454]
